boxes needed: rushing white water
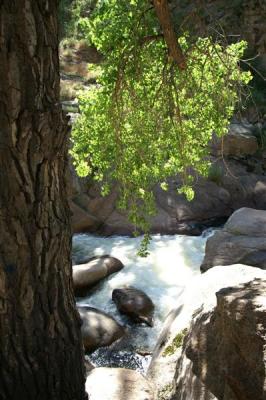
[73,231,212,366]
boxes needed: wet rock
[112,287,155,327]
[73,256,124,296]
[78,307,125,353]
[84,357,94,376]
[61,99,79,113]
[201,208,266,272]
[85,367,155,400]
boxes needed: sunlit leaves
[71,0,252,254]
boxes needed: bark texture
[0,1,87,399]
[153,0,186,69]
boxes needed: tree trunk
[0,2,87,399]
[153,0,186,69]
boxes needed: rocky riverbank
[69,133,266,236]
[60,26,266,399]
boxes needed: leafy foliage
[59,0,97,39]
[163,328,188,356]
[71,0,251,254]
[58,0,74,38]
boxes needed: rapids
[72,231,213,371]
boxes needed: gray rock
[69,157,266,236]
[148,264,266,400]
[70,201,100,234]
[85,367,155,400]
[112,287,155,327]
[210,123,258,157]
[78,307,125,353]
[73,255,124,296]
[185,279,266,400]
[225,207,266,236]
[201,208,266,272]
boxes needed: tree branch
[153,0,186,70]
[140,34,164,45]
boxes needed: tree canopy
[71,0,252,254]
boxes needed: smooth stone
[112,287,155,327]
[201,208,266,272]
[73,255,124,296]
[78,306,125,353]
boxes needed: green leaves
[71,0,252,255]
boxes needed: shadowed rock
[185,279,266,400]
[201,208,266,272]
[112,287,155,327]
[78,306,125,353]
[148,264,266,399]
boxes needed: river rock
[147,264,266,399]
[112,287,155,327]
[73,255,124,296]
[78,307,125,353]
[201,208,266,272]
[85,367,155,400]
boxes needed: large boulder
[85,367,155,400]
[201,208,266,272]
[185,279,266,400]
[78,306,125,353]
[73,255,124,296]
[112,287,155,327]
[147,264,266,400]
[69,157,266,236]
[210,122,258,157]
[70,201,101,234]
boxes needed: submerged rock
[112,287,155,327]
[201,208,266,272]
[85,367,155,400]
[73,255,124,296]
[78,306,125,353]
[148,264,266,400]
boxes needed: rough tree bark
[0,1,87,399]
[153,0,186,69]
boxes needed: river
[72,231,212,372]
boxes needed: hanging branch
[153,0,186,70]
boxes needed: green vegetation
[208,163,224,185]
[158,383,174,400]
[70,0,251,254]
[59,0,97,39]
[58,0,73,38]
[60,81,84,101]
[163,328,188,356]
[253,124,266,151]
